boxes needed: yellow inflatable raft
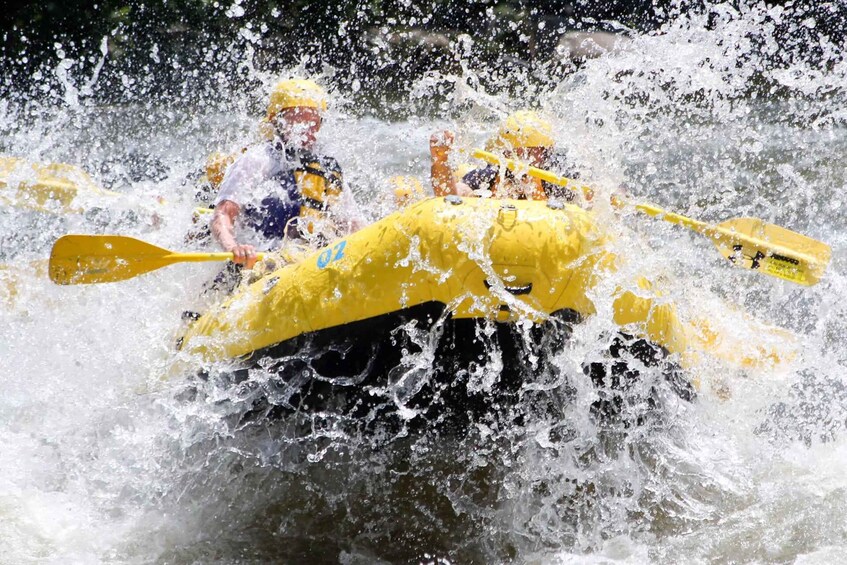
[178,196,686,362]
[0,155,169,226]
[171,195,801,426]
[0,156,123,214]
[174,195,714,428]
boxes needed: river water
[2,5,847,564]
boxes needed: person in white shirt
[211,78,362,270]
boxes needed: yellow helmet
[267,79,328,120]
[487,110,555,150]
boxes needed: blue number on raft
[317,240,347,268]
[317,248,332,268]
[332,240,346,261]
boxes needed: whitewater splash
[2,3,847,562]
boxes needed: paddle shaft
[160,252,240,262]
[472,149,594,201]
[472,148,830,284]
[474,148,806,251]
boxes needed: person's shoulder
[241,141,274,161]
[462,164,497,183]
[321,155,342,175]
[227,142,276,175]
[305,149,341,174]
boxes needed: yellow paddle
[473,149,831,286]
[0,155,211,218]
[0,155,124,214]
[49,234,263,285]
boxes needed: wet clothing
[214,141,359,248]
[462,152,579,202]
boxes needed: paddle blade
[715,218,832,285]
[49,235,176,285]
[1,155,115,214]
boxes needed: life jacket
[461,164,564,201]
[244,143,343,242]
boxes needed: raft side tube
[178,197,687,364]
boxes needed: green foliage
[2,0,842,115]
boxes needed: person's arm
[430,130,461,196]
[211,200,258,268]
[208,146,272,268]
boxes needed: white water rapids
[2,5,847,563]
